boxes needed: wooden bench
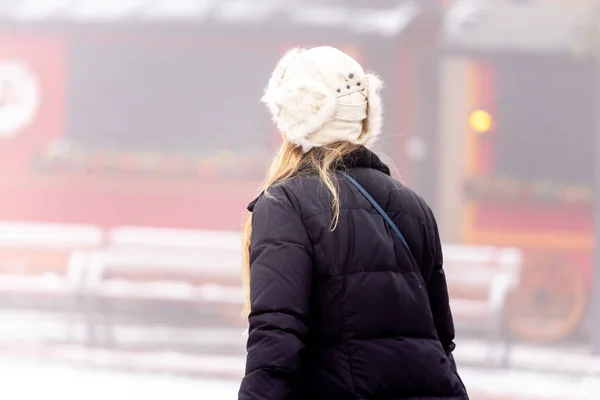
[443,244,522,364]
[82,227,245,346]
[0,222,103,311]
[74,227,521,358]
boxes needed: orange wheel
[505,252,587,343]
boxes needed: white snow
[0,359,238,400]
[0,357,599,400]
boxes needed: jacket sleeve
[424,212,457,361]
[238,188,313,400]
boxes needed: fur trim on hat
[261,48,307,118]
[360,73,384,144]
[261,48,337,150]
[262,78,338,152]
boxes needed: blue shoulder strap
[339,171,411,252]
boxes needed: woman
[239,46,468,400]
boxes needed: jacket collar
[337,145,391,176]
[247,146,390,212]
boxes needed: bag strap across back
[339,171,411,253]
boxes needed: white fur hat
[261,46,383,152]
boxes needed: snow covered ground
[0,357,599,400]
[1,310,599,376]
[0,359,238,400]
[1,310,600,399]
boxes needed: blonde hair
[241,139,361,316]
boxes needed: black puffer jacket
[239,147,468,400]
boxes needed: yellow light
[469,110,492,133]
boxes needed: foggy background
[0,0,599,399]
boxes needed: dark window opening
[66,38,276,156]
[493,54,596,184]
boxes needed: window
[493,54,596,184]
[66,37,276,157]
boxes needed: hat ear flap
[261,48,337,149]
[263,79,337,148]
[358,73,384,144]
[261,48,305,117]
